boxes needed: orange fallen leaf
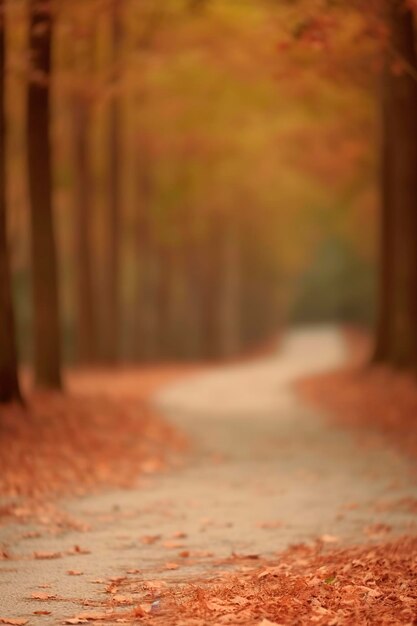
[172,531,187,539]
[178,550,190,558]
[143,580,166,590]
[112,595,132,605]
[139,534,161,545]
[69,545,91,555]
[30,592,56,600]
[0,620,29,626]
[67,570,83,576]
[33,611,51,616]
[74,612,111,621]
[33,551,61,560]
[164,562,179,570]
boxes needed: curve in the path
[1,326,416,624]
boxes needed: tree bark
[134,135,158,360]
[104,0,123,363]
[376,0,417,367]
[72,92,97,363]
[27,0,62,389]
[218,214,241,358]
[0,1,22,403]
[372,65,395,363]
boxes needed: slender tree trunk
[372,67,395,363]
[380,0,417,367]
[134,135,158,360]
[27,0,62,389]
[72,92,97,363]
[104,0,123,362]
[200,215,220,360]
[0,2,22,403]
[218,215,241,358]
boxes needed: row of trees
[0,0,282,403]
[2,0,415,405]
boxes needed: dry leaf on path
[172,531,187,539]
[33,551,61,560]
[30,592,56,600]
[0,619,29,626]
[68,545,91,555]
[139,535,161,545]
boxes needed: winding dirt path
[1,327,416,624]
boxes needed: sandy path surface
[1,327,416,624]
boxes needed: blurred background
[5,0,378,371]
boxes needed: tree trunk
[218,215,241,358]
[134,136,158,360]
[0,2,22,403]
[377,0,417,367]
[372,65,395,363]
[72,92,97,363]
[27,0,62,389]
[104,0,123,363]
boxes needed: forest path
[2,327,417,624]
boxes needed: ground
[0,327,416,625]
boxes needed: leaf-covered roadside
[65,535,417,625]
[297,328,417,464]
[0,366,195,525]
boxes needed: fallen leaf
[113,595,132,605]
[143,580,167,591]
[33,551,61,560]
[178,550,190,558]
[69,545,91,555]
[30,593,56,600]
[67,570,83,576]
[139,535,161,545]
[74,612,111,621]
[164,562,179,570]
[0,620,29,626]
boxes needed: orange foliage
[0,366,198,524]
[298,329,417,464]
[77,536,417,625]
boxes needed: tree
[0,0,22,403]
[72,24,97,364]
[373,0,417,367]
[27,0,62,389]
[104,0,123,363]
